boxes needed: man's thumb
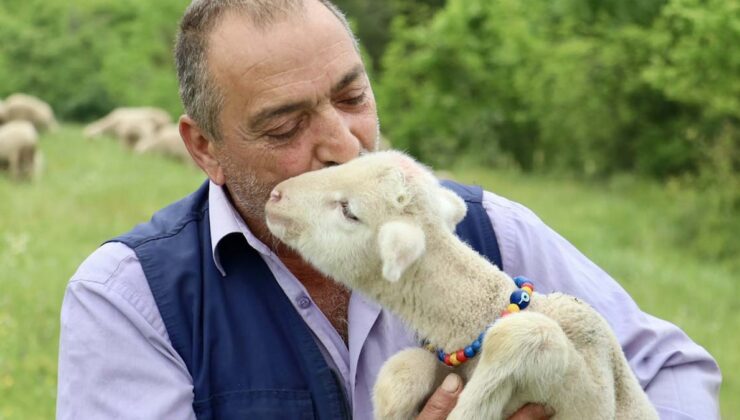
[416,373,462,420]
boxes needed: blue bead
[472,340,481,351]
[513,276,530,288]
[464,346,475,358]
[437,349,445,361]
[510,290,531,309]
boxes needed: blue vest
[111,179,502,419]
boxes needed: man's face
[206,2,379,227]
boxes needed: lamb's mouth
[265,209,294,238]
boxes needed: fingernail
[441,373,460,392]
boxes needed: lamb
[84,107,172,149]
[134,124,194,166]
[264,150,658,420]
[3,93,58,133]
[0,120,40,181]
[0,99,7,124]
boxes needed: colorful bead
[456,350,467,363]
[449,353,460,366]
[438,349,445,362]
[522,286,533,294]
[444,354,452,366]
[510,290,531,309]
[513,276,530,288]
[507,303,520,313]
[522,282,534,292]
[464,346,475,358]
[472,339,482,352]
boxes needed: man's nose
[313,108,360,167]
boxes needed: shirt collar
[208,181,274,276]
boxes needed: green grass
[0,126,736,418]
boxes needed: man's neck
[239,204,351,344]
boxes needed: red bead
[444,354,452,366]
[522,282,534,292]
[456,350,467,363]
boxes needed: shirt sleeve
[56,242,196,420]
[482,191,722,420]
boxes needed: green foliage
[0,0,185,121]
[378,0,738,178]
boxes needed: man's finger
[507,403,555,420]
[416,373,462,420]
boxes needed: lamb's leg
[448,312,571,420]
[373,347,443,420]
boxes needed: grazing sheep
[134,124,194,165]
[84,107,172,149]
[265,151,658,420]
[3,93,58,132]
[0,120,40,181]
[0,99,7,124]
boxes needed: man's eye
[341,92,367,106]
[267,119,304,140]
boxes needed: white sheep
[134,124,194,166]
[3,93,58,133]
[84,107,172,149]
[264,151,658,420]
[0,120,41,181]
[0,99,7,124]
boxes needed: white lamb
[3,93,58,133]
[134,124,194,166]
[264,151,658,420]
[0,120,40,181]
[84,107,172,149]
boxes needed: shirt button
[297,295,312,309]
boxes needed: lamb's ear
[436,187,467,231]
[377,220,426,282]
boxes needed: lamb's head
[265,151,467,288]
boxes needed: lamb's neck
[384,228,517,351]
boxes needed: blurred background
[0,0,737,418]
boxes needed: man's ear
[377,220,426,282]
[179,115,225,185]
[436,187,467,231]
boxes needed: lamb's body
[0,120,40,181]
[265,151,658,420]
[84,107,172,149]
[3,93,58,133]
[134,124,193,165]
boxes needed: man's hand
[415,373,555,420]
[416,373,462,420]
[507,403,555,419]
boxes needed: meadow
[0,126,736,419]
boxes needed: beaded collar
[423,276,535,367]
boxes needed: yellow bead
[450,353,461,366]
[522,286,533,294]
[507,303,520,313]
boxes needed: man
[56,0,721,419]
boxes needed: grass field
[0,126,736,419]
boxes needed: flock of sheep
[0,93,192,181]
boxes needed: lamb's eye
[340,201,360,222]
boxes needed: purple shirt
[57,181,721,419]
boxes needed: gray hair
[174,0,358,141]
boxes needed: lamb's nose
[269,189,282,202]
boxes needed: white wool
[84,107,172,149]
[265,150,658,420]
[0,120,40,181]
[3,93,58,133]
